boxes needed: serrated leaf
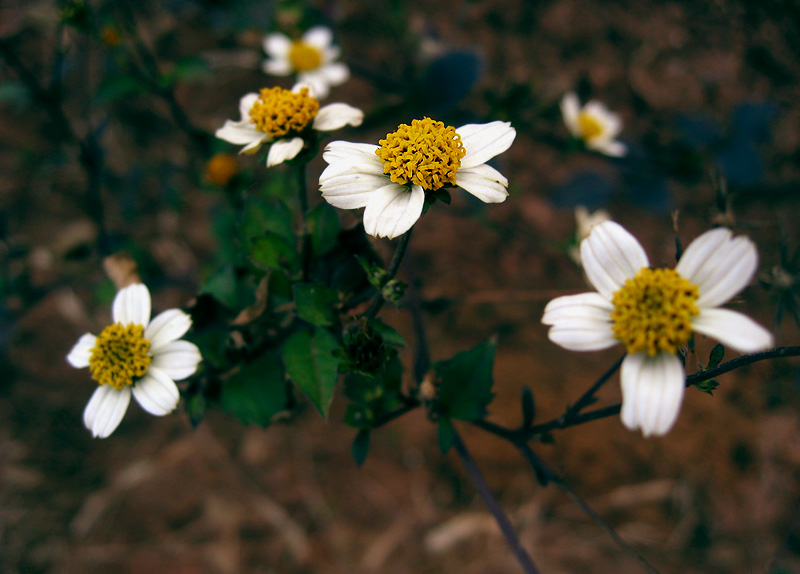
[251,232,297,271]
[438,418,455,455]
[708,343,725,369]
[434,339,496,421]
[284,328,341,418]
[294,283,338,326]
[220,351,287,426]
[352,429,370,467]
[308,203,340,256]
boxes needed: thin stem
[371,397,420,429]
[563,354,625,420]
[517,443,661,574]
[451,427,540,574]
[365,228,413,320]
[295,163,311,281]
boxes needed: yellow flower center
[577,112,604,141]
[89,323,152,390]
[248,86,320,139]
[611,268,700,356]
[289,41,323,72]
[375,117,466,191]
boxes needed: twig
[451,427,540,574]
[365,229,413,320]
[295,163,311,281]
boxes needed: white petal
[262,59,293,76]
[320,172,388,209]
[620,352,685,437]
[676,229,758,308]
[297,72,330,99]
[363,184,425,239]
[151,340,202,381]
[458,122,517,169]
[84,385,131,439]
[456,164,509,203]
[267,137,304,167]
[580,221,649,299]
[145,309,192,353]
[692,308,774,353]
[215,120,263,146]
[323,141,379,164]
[263,33,291,58]
[560,92,581,136]
[113,284,151,326]
[238,93,259,121]
[588,138,627,157]
[313,103,364,131]
[132,367,180,416]
[319,155,385,183]
[67,333,96,368]
[319,62,349,85]
[541,293,617,351]
[303,26,333,50]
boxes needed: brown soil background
[2,1,800,573]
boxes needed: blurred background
[1,0,800,572]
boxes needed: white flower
[262,26,349,99]
[561,92,626,157]
[569,206,610,266]
[319,117,516,239]
[215,84,363,167]
[542,221,773,437]
[67,283,202,438]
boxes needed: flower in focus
[319,117,516,239]
[569,205,610,266]
[67,283,202,438]
[205,153,239,187]
[262,26,349,99]
[542,221,773,436]
[561,92,626,157]
[215,84,363,167]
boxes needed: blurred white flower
[262,26,349,99]
[215,85,363,167]
[569,206,610,265]
[561,92,626,157]
[67,284,202,438]
[319,117,516,239]
[542,221,773,437]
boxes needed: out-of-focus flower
[67,284,202,438]
[319,117,516,239]
[569,206,610,265]
[542,221,773,437]
[262,26,349,99]
[205,153,239,186]
[561,92,626,157]
[215,84,363,167]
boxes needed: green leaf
[294,283,339,326]
[283,328,341,418]
[438,418,455,455]
[371,319,406,347]
[352,429,370,467]
[251,232,297,271]
[240,197,295,249]
[695,378,720,396]
[521,386,535,430]
[308,203,340,256]
[95,75,148,104]
[186,394,207,428]
[708,343,725,369]
[220,351,287,426]
[434,339,496,421]
[201,264,257,310]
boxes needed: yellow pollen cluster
[289,41,323,72]
[611,268,700,356]
[577,112,604,141]
[375,117,466,191]
[89,323,152,390]
[248,87,319,138]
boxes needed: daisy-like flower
[215,84,363,167]
[262,26,349,99]
[67,284,202,438]
[319,117,516,239]
[542,221,773,437]
[561,92,626,157]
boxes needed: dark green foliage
[283,328,341,418]
[220,351,287,426]
[434,339,496,422]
